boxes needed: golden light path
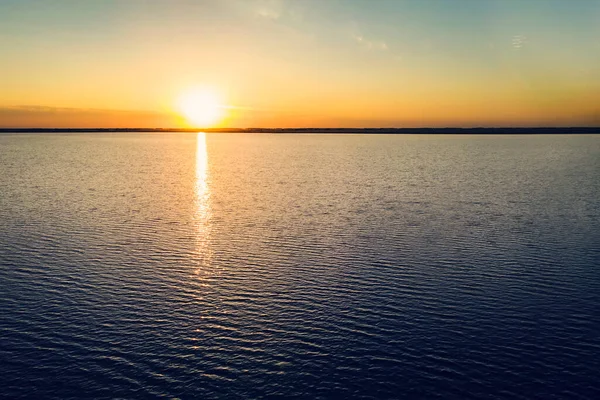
[194,132,213,279]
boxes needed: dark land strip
[1,127,599,134]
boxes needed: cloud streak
[353,33,389,51]
[0,106,178,128]
[255,0,283,20]
[512,35,527,49]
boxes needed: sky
[1,0,599,128]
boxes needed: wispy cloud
[0,106,177,128]
[353,33,389,51]
[1,105,162,115]
[223,104,262,111]
[255,0,283,20]
[252,0,305,24]
[512,35,527,49]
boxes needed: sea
[1,132,599,399]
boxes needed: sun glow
[178,88,225,127]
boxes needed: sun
[178,88,225,127]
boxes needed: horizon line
[1,127,599,134]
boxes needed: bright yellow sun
[178,88,224,127]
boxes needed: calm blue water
[1,133,599,399]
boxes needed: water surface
[1,133,599,399]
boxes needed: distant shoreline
[1,127,599,134]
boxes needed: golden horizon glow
[178,88,225,128]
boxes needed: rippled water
[1,133,599,399]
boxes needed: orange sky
[1,0,599,128]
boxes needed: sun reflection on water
[194,132,213,279]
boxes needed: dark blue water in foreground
[1,133,599,399]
